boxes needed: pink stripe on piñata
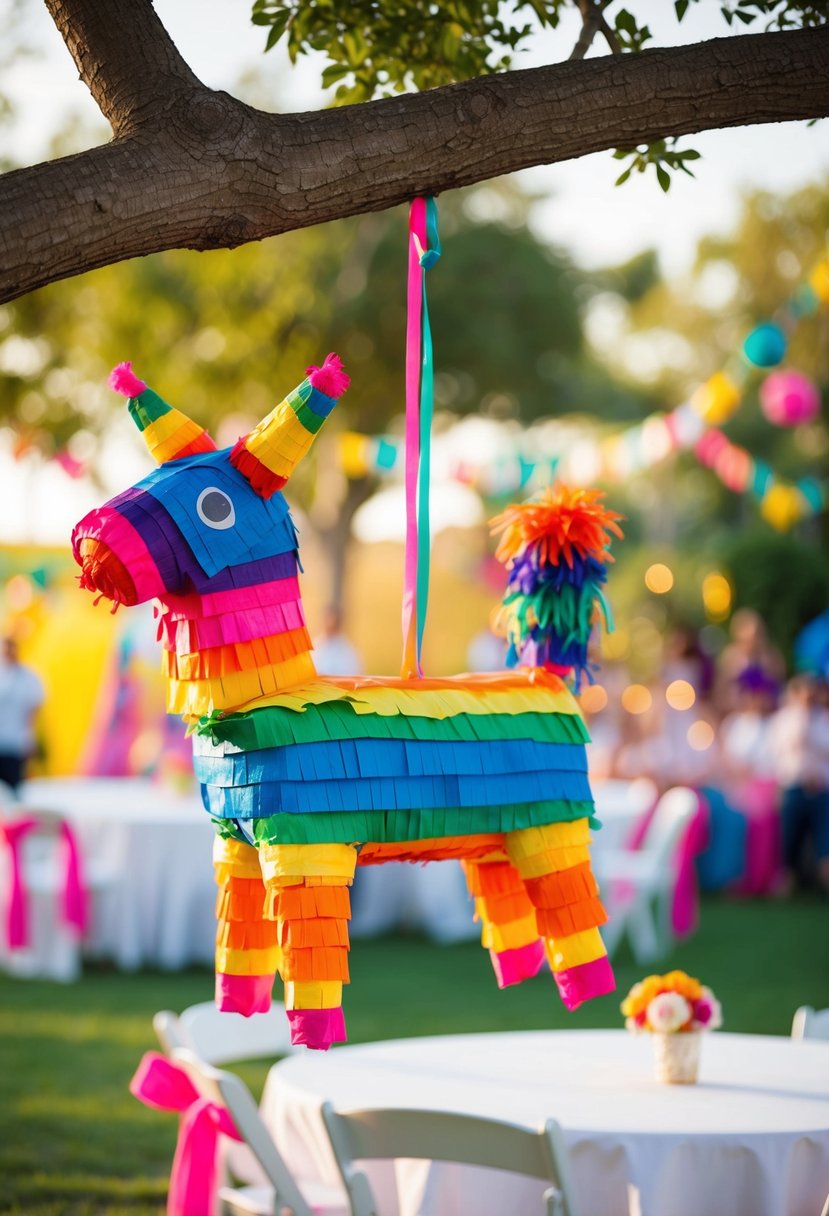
[161,576,301,621]
[286,1006,347,1051]
[215,972,274,1015]
[554,955,615,1010]
[72,507,166,602]
[159,600,307,652]
[490,939,546,989]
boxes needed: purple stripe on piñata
[112,490,298,594]
[554,954,615,1010]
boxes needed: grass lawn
[1,894,827,1215]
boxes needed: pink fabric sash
[0,815,88,950]
[130,1051,242,1216]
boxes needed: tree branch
[43,0,202,136]
[1,18,828,304]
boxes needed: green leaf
[321,62,352,87]
[614,166,633,186]
[674,0,690,19]
[656,164,671,192]
[615,8,637,35]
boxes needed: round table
[262,1029,829,1216]
[20,776,216,970]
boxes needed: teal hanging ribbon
[401,197,441,678]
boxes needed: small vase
[652,1031,701,1084]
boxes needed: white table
[262,1029,829,1216]
[20,776,216,970]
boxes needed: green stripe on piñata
[249,799,596,846]
[287,381,327,434]
[196,704,590,754]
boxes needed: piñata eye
[196,487,235,530]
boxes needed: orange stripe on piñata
[524,862,599,907]
[217,920,280,950]
[535,896,608,938]
[163,626,313,679]
[281,947,349,982]
[276,886,351,921]
[358,835,509,865]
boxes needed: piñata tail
[490,485,624,685]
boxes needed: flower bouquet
[621,970,722,1084]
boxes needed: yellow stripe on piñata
[238,669,582,720]
[215,944,283,975]
[284,980,343,1010]
[544,927,606,972]
[143,413,210,462]
[244,397,316,480]
[212,835,263,878]
[505,820,591,861]
[169,651,317,715]
[259,843,357,885]
[510,844,592,878]
[480,911,539,952]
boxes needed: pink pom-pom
[109,361,147,398]
[306,352,349,399]
[760,370,821,427]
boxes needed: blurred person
[715,608,785,713]
[0,636,45,792]
[719,666,781,894]
[663,623,715,703]
[313,605,363,676]
[769,674,829,894]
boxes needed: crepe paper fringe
[160,598,307,653]
[554,954,616,1010]
[215,972,274,1015]
[286,1006,346,1051]
[229,668,580,721]
[284,980,343,1010]
[490,485,623,686]
[164,626,313,681]
[197,702,589,758]
[259,842,357,884]
[109,365,217,464]
[73,506,166,605]
[524,862,599,907]
[194,738,588,788]
[490,940,546,988]
[480,912,539,953]
[168,652,318,716]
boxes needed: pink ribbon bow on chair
[0,815,89,950]
[130,1051,243,1216]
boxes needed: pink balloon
[760,370,821,426]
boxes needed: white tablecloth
[262,1030,829,1216]
[20,777,216,970]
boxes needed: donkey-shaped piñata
[72,354,620,1050]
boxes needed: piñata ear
[490,484,624,687]
[230,353,349,498]
[109,362,217,464]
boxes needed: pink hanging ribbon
[624,792,708,938]
[130,1051,243,1216]
[401,197,428,678]
[0,815,89,950]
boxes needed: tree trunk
[1,1,828,302]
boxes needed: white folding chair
[321,1105,580,1216]
[596,786,699,963]
[154,1000,295,1065]
[172,1049,348,1216]
[0,807,118,981]
[791,1005,829,1041]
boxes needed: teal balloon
[743,323,787,368]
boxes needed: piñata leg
[506,820,615,1009]
[463,855,545,988]
[257,840,357,1051]
[213,833,281,1016]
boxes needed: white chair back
[791,1005,829,1041]
[641,787,699,868]
[175,999,294,1064]
[321,1105,580,1216]
[172,1049,325,1216]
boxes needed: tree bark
[1,2,828,303]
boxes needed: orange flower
[490,485,624,568]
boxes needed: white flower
[625,1016,643,1033]
[647,991,692,1033]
